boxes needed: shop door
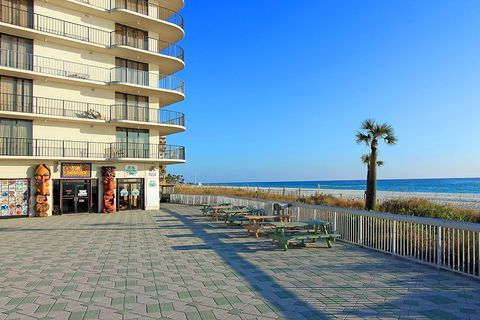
[117,179,143,211]
[62,181,90,214]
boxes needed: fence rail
[0,137,185,160]
[171,194,480,280]
[0,4,184,61]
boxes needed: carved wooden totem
[102,166,116,213]
[34,164,51,217]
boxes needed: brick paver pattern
[0,204,479,320]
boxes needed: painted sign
[132,189,140,197]
[62,163,91,178]
[147,170,158,178]
[125,165,138,177]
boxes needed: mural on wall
[0,179,29,217]
[102,166,116,213]
[34,164,51,217]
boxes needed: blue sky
[168,0,480,183]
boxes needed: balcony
[0,93,185,135]
[45,0,184,43]
[0,49,185,106]
[0,5,184,73]
[0,137,186,163]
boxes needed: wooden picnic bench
[269,220,341,251]
[243,214,291,238]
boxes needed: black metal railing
[73,0,184,29]
[0,48,185,93]
[110,104,184,126]
[0,93,185,126]
[0,137,185,160]
[0,5,184,61]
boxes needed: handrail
[0,93,185,126]
[73,0,184,29]
[0,137,185,160]
[0,48,185,93]
[0,4,184,61]
[171,194,480,279]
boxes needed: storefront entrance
[117,179,144,211]
[60,180,92,214]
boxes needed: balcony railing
[0,137,185,160]
[110,67,184,93]
[73,0,184,29]
[0,48,185,94]
[0,93,185,126]
[0,5,184,61]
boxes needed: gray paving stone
[1,204,479,319]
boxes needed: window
[0,76,32,112]
[115,58,149,86]
[115,0,148,15]
[0,33,33,70]
[115,128,149,158]
[115,24,148,50]
[114,92,149,122]
[0,0,33,28]
[0,118,32,156]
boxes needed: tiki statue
[34,164,51,217]
[102,166,116,213]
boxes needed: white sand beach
[207,186,480,209]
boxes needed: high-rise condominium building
[0,0,186,216]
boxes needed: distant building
[0,0,186,216]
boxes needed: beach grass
[175,185,480,223]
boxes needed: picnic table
[269,220,340,251]
[243,214,291,238]
[201,203,232,215]
[221,208,251,224]
[223,207,268,226]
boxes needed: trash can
[273,203,291,215]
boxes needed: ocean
[206,178,480,194]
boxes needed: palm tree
[356,119,397,210]
[361,154,384,167]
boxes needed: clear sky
[168,0,480,183]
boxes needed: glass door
[117,179,144,211]
[61,180,91,214]
[75,183,90,213]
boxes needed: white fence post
[437,226,442,270]
[393,220,397,255]
[359,216,363,246]
[334,212,337,233]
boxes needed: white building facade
[0,0,186,216]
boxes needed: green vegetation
[176,185,480,223]
[356,119,398,210]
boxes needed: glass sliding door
[0,33,33,70]
[115,58,148,86]
[0,0,33,28]
[0,76,32,113]
[115,127,149,158]
[115,92,149,122]
[115,24,148,50]
[0,118,32,156]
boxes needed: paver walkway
[0,204,479,320]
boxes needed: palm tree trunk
[365,141,378,210]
